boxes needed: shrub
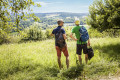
[0,29,10,44]
[88,28,103,38]
[88,28,120,38]
[102,29,120,38]
[21,24,44,41]
[45,29,53,39]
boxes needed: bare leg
[78,55,82,65]
[66,56,69,69]
[85,54,88,64]
[58,56,61,69]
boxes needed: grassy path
[0,38,120,80]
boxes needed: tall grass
[0,38,120,80]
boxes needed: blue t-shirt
[52,26,65,34]
[52,26,66,46]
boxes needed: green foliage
[88,28,103,38]
[64,26,73,35]
[60,65,84,79]
[45,29,53,39]
[0,0,41,44]
[88,28,120,38]
[0,21,13,44]
[87,0,120,31]
[0,0,40,31]
[21,24,44,41]
[0,29,10,44]
[0,38,120,79]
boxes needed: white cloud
[35,2,48,7]
[35,2,63,7]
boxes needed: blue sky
[32,0,93,13]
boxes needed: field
[0,38,120,80]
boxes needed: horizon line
[33,12,89,14]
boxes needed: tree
[87,0,120,31]
[0,0,41,31]
[0,0,41,43]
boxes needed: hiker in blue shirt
[51,20,69,69]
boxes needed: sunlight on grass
[0,38,120,80]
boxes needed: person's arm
[70,33,78,41]
[87,39,90,46]
[62,29,67,40]
[63,34,67,40]
[51,33,54,36]
[51,29,54,36]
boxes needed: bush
[102,29,120,38]
[88,28,120,38]
[45,29,53,39]
[21,25,44,41]
[88,28,103,38]
[0,29,10,44]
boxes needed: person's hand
[74,39,78,41]
[87,42,90,46]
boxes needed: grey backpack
[55,29,65,48]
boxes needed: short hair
[57,20,64,25]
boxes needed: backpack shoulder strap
[59,28,63,33]
[57,28,62,33]
[81,26,84,29]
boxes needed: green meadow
[0,37,120,80]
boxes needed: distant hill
[19,12,88,29]
[35,12,88,18]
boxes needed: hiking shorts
[56,46,69,57]
[76,44,87,55]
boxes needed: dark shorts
[76,44,88,55]
[56,46,69,57]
